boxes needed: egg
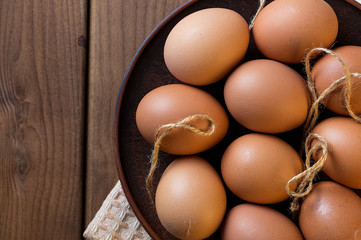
[164,8,249,86]
[221,133,304,204]
[155,156,227,240]
[252,0,338,63]
[224,59,309,133]
[312,45,361,115]
[221,203,303,240]
[299,181,361,240]
[136,84,228,155]
[311,117,361,189]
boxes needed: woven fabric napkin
[83,181,152,240]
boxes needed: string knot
[146,114,215,201]
[303,47,361,135]
[286,133,328,213]
[288,47,361,213]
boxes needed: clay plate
[114,0,361,239]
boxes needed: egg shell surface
[136,84,229,155]
[221,133,304,204]
[299,181,361,240]
[155,156,227,240]
[312,116,361,189]
[164,8,249,86]
[312,45,361,115]
[253,0,338,63]
[221,203,303,240]
[224,59,309,133]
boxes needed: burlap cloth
[83,181,152,240]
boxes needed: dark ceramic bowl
[114,1,361,239]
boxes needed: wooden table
[0,1,185,239]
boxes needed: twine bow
[303,47,361,134]
[287,47,361,213]
[286,133,328,213]
[146,114,215,201]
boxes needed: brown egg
[311,117,361,189]
[221,133,304,204]
[155,156,227,240]
[299,181,361,240]
[253,0,338,63]
[221,203,303,240]
[224,59,309,133]
[312,45,361,115]
[164,8,249,86]
[136,84,229,155]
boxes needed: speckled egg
[299,181,361,240]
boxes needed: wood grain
[85,0,186,226]
[0,0,87,239]
[0,0,359,239]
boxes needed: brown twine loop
[286,47,361,213]
[146,114,215,202]
[249,0,266,30]
[286,133,328,213]
[303,47,361,135]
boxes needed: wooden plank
[85,0,186,226]
[0,1,87,239]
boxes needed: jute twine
[286,47,361,213]
[249,0,266,30]
[146,114,215,201]
[286,133,328,213]
[145,0,270,203]
[303,47,361,134]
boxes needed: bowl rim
[113,1,199,239]
[113,0,361,238]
